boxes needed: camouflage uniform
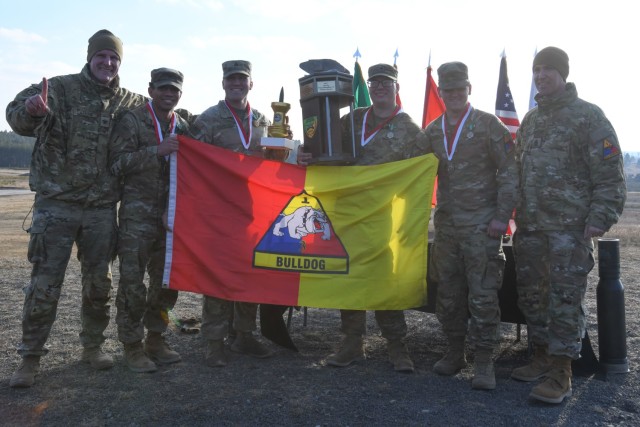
[6,65,146,356]
[514,82,626,358]
[109,104,189,344]
[425,107,517,350]
[336,107,427,341]
[189,100,270,340]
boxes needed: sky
[1,0,639,153]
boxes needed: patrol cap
[437,61,470,90]
[368,63,398,81]
[533,46,569,81]
[87,29,124,62]
[150,68,184,90]
[222,60,252,78]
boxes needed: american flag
[495,53,520,140]
[495,52,519,235]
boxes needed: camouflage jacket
[109,103,189,233]
[424,107,517,227]
[188,100,269,154]
[515,83,626,231]
[5,64,146,207]
[340,108,427,166]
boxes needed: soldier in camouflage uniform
[6,30,147,388]
[188,60,274,367]
[424,62,517,390]
[109,68,189,373]
[299,63,427,373]
[512,47,626,404]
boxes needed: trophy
[261,87,295,162]
[298,59,356,165]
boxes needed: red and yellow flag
[163,136,437,310]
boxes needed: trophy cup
[261,87,295,161]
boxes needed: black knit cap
[87,29,123,62]
[533,46,569,81]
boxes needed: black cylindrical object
[596,238,629,373]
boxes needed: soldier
[424,62,517,390]
[512,47,626,403]
[6,29,147,388]
[189,60,273,367]
[298,63,427,373]
[108,68,189,373]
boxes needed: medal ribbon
[146,101,176,144]
[442,103,471,161]
[361,105,403,146]
[225,100,253,150]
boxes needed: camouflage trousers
[18,196,117,356]
[432,224,504,349]
[339,310,407,341]
[115,223,178,344]
[201,296,258,341]
[514,229,594,359]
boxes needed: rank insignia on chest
[603,138,620,160]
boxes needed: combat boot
[529,355,572,404]
[326,335,365,367]
[10,356,41,388]
[388,339,414,373]
[471,348,496,390]
[433,336,467,375]
[81,346,114,370]
[511,344,552,382]
[144,331,181,364]
[230,331,274,358]
[205,339,228,367]
[124,341,157,373]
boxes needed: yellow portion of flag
[297,154,438,310]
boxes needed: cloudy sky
[1,0,638,152]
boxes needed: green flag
[353,61,371,108]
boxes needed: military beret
[150,68,184,90]
[533,46,569,81]
[368,63,398,81]
[222,60,252,78]
[87,29,123,62]
[437,62,470,90]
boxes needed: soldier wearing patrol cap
[108,67,189,373]
[424,61,517,390]
[6,29,147,388]
[189,60,273,367]
[298,63,428,373]
[512,47,626,404]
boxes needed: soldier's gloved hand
[297,149,312,166]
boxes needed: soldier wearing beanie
[424,61,517,391]
[6,30,146,388]
[512,47,626,404]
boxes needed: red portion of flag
[422,65,445,208]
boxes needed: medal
[387,131,394,139]
[467,131,474,139]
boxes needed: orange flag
[422,65,445,207]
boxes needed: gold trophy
[261,87,295,161]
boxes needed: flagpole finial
[501,48,506,58]
[353,47,361,62]
[427,49,432,69]
[393,48,399,65]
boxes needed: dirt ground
[1,171,639,426]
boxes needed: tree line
[0,131,34,168]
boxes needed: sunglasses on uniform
[367,80,396,88]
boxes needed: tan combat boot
[326,335,365,367]
[230,332,273,358]
[124,341,158,373]
[472,348,496,390]
[511,344,552,382]
[10,355,41,388]
[144,331,181,364]
[81,346,114,370]
[529,355,572,404]
[388,340,415,373]
[205,339,228,367]
[433,336,467,375]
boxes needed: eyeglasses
[367,80,396,88]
